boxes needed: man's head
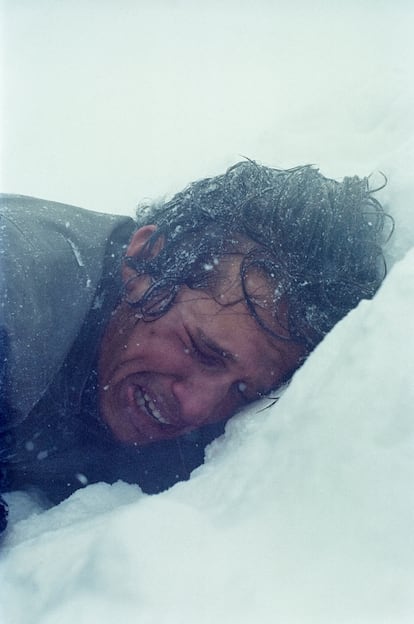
[98,161,391,444]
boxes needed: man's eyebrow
[196,328,237,363]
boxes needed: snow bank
[1,248,413,623]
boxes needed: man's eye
[193,345,216,366]
[187,334,221,367]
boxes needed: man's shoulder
[0,193,87,211]
[0,193,133,225]
[0,193,136,253]
[0,194,136,422]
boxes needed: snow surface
[1,2,414,623]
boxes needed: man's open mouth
[134,386,171,426]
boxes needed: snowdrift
[1,247,413,623]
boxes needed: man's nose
[171,372,233,427]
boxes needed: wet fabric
[0,196,224,533]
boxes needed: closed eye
[187,331,224,368]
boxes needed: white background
[1,1,413,220]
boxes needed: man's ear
[122,225,163,289]
[125,224,161,258]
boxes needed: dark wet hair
[126,160,392,350]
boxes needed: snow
[1,1,414,623]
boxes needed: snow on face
[98,253,305,444]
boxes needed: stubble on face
[97,250,306,445]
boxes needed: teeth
[134,387,170,426]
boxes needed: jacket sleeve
[0,195,134,430]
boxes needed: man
[0,161,390,533]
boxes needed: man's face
[98,229,306,445]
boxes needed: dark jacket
[0,195,224,531]
[0,194,135,428]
